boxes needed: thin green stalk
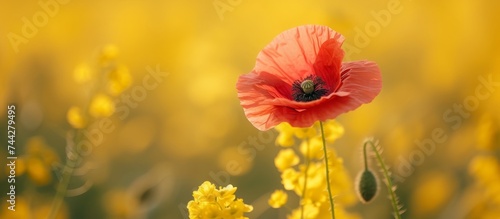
[319,121,335,219]
[365,140,402,219]
[363,141,369,171]
[47,156,80,219]
[48,55,107,219]
[48,131,84,219]
[300,138,311,219]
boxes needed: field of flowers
[1,0,499,218]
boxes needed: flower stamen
[292,75,329,102]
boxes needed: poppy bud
[356,169,379,203]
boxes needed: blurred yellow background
[1,0,499,218]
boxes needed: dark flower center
[300,80,315,94]
[292,75,329,102]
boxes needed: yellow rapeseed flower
[271,120,359,218]
[218,184,237,206]
[0,196,68,219]
[107,64,132,96]
[9,137,61,186]
[288,203,320,219]
[67,106,87,129]
[275,120,343,147]
[469,155,500,185]
[89,94,115,118]
[281,168,300,191]
[187,181,253,219]
[327,151,357,206]
[275,123,296,147]
[293,123,318,139]
[268,190,288,208]
[26,158,51,186]
[300,137,324,160]
[99,44,119,64]
[275,149,300,172]
[103,189,138,218]
[476,114,497,151]
[321,120,344,143]
[411,172,456,215]
[73,63,93,84]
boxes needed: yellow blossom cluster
[271,120,360,219]
[188,181,253,219]
[0,197,67,219]
[465,114,500,218]
[11,137,60,186]
[67,44,132,129]
[467,155,500,218]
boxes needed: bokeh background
[1,0,500,218]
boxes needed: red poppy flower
[236,25,382,131]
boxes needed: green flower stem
[47,132,84,219]
[320,121,335,219]
[363,141,369,171]
[300,139,311,219]
[364,140,402,219]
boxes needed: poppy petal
[313,36,345,91]
[236,72,290,130]
[254,25,341,84]
[338,61,382,104]
[272,96,350,128]
[263,61,381,128]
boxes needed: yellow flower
[297,163,327,199]
[287,198,360,219]
[275,123,296,147]
[272,120,359,218]
[327,151,358,206]
[227,199,253,218]
[99,44,119,64]
[192,181,218,203]
[73,63,93,84]
[411,172,457,215]
[275,149,300,172]
[0,196,68,219]
[89,94,115,118]
[67,106,87,129]
[275,122,316,147]
[268,190,288,208]
[476,114,498,151]
[15,157,26,176]
[9,137,60,186]
[294,123,317,139]
[300,137,324,160]
[334,204,361,219]
[288,203,320,219]
[188,181,252,219]
[281,168,300,191]
[107,64,132,96]
[25,137,60,165]
[218,184,237,206]
[103,189,138,218]
[26,158,51,186]
[469,155,500,185]
[321,120,344,143]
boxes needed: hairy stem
[365,140,402,219]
